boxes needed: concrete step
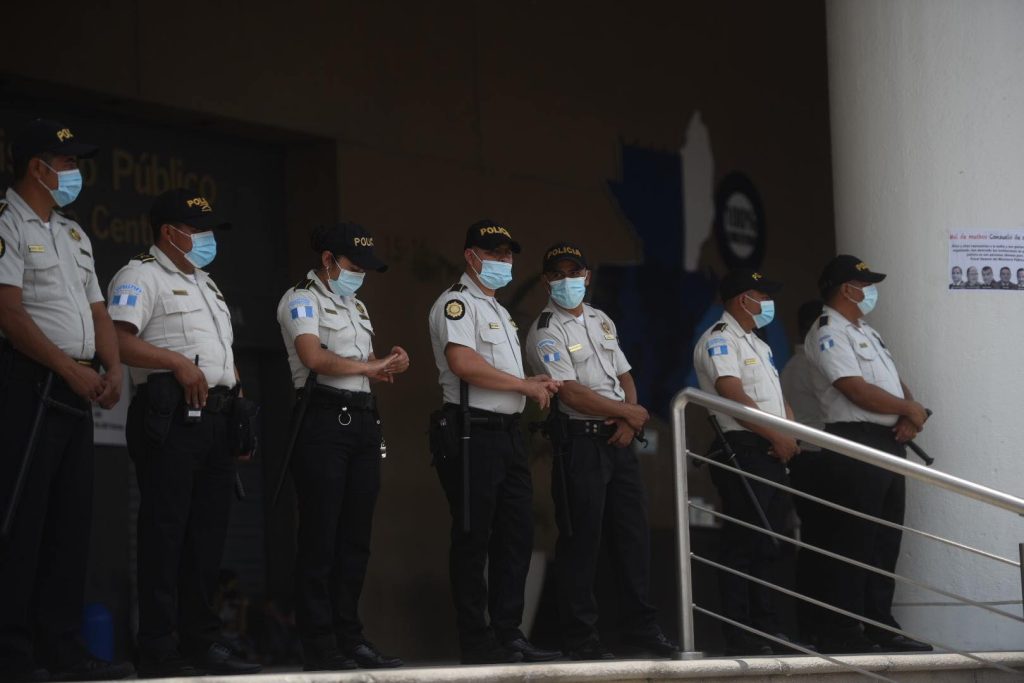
[131,652,1024,683]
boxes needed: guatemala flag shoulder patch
[289,297,315,320]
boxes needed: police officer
[107,189,261,677]
[0,120,134,682]
[427,220,561,664]
[693,269,801,656]
[805,255,932,654]
[276,223,407,671]
[524,242,678,660]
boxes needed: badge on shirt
[111,283,142,307]
[444,300,465,320]
[28,245,45,253]
[509,318,518,330]
[488,322,501,329]
[69,228,82,242]
[601,321,614,340]
[288,297,315,320]
[744,358,758,366]
[568,343,583,353]
[355,302,367,316]
[537,338,560,363]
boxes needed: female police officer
[275,222,410,671]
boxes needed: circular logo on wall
[713,172,765,269]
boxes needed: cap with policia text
[11,119,99,166]
[464,219,521,253]
[542,241,588,272]
[719,268,783,301]
[818,254,887,295]
[150,188,231,231]
[311,222,387,273]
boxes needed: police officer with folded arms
[693,270,803,656]
[276,223,408,671]
[805,255,931,654]
[107,189,261,677]
[0,119,133,682]
[427,220,561,664]
[525,242,678,661]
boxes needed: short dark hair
[13,151,55,181]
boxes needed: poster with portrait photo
[948,230,1024,291]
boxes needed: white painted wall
[826,0,1024,650]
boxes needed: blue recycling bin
[81,602,114,662]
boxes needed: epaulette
[449,282,467,293]
[819,315,829,327]
[294,277,317,291]
[712,322,728,333]
[132,252,156,263]
[537,311,553,329]
[52,207,69,219]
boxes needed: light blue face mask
[472,252,513,290]
[329,260,366,298]
[745,295,775,328]
[172,227,217,268]
[550,276,587,309]
[850,284,878,315]
[39,161,83,207]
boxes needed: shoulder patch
[537,311,553,329]
[712,322,728,333]
[132,251,156,263]
[444,299,465,320]
[819,315,829,327]
[449,282,468,293]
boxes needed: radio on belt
[185,354,202,423]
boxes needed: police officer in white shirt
[276,223,407,671]
[107,189,261,678]
[693,269,801,656]
[805,255,931,654]
[0,119,132,682]
[525,242,678,661]
[427,220,561,665]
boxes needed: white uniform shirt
[0,188,103,358]
[428,272,525,414]
[524,301,631,420]
[107,245,236,388]
[805,304,903,426]
[693,311,785,433]
[276,271,375,393]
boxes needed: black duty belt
[0,339,96,382]
[443,403,521,431]
[722,430,771,449]
[204,387,236,414]
[567,419,616,439]
[299,385,376,411]
[827,421,895,438]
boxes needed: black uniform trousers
[291,402,382,657]
[0,349,93,674]
[434,410,533,653]
[787,448,832,641]
[817,422,906,638]
[709,431,791,644]
[126,382,236,659]
[552,433,658,649]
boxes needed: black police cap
[719,268,782,301]
[311,222,387,273]
[542,242,588,272]
[150,188,231,231]
[818,254,886,295]
[11,119,99,166]
[464,219,521,253]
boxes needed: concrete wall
[2,0,835,658]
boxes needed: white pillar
[826,0,1024,650]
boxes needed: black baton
[708,414,780,550]
[234,473,247,500]
[907,409,934,466]
[460,380,471,533]
[2,373,54,539]
[271,344,326,508]
[550,397,573,538]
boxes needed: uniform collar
[721,310,751,338]
[4,187,51,226]
[822,304,857,330]
[459,272,492,300]
[546,299,593,324]
[152,244,206,280]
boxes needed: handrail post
[672,394,701,658]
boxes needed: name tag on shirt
[744,358,758,365]
[28,245,45,253]
[568,343,583,353]
[489,322,501,329]
[172,289,188,296]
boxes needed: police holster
[532,396,574,537]
[227,389,260,459]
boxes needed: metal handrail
[671,387,1024,665]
